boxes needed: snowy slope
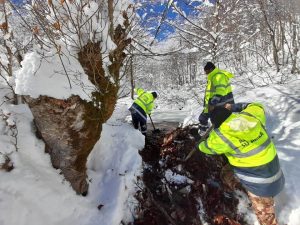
[0,94,143,225]
[234,82,300,225]
[0,80,300,225]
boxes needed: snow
[14,50,95,101]
[0,92,143,225]
[83,1,99,17]
[2,71,300,225]
[235,190,259,224]
[0,50,9,67]
[86,102,144,224]
[202,0,214,7]
[165,169,194,185]
[196,197,209,225]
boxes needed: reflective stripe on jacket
[199,103,276,167]
[203,68,234,113]
[233,155,285,197]
[133,88,155,115]
[199,103,284,197]
[129,103,147,121]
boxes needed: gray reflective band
[215,128,271,158]
[214,83,232,89]
[213,96,221,101]
[208,72,231,92]
[146,100,154,106]
[215,129,242,154]
[131,106,147,121]
[206,83,231,93]
[137,92,147,105]
[215,98,234,106]
[236,169,282,184]
[138,92,153,107]
[232,138,271,158]
[204,141,217,154]
[240,111,257,119]
[137,92,146,102]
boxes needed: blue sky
[12,0,23,4]
[137,0,202,40]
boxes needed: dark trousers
[129,104,147,135]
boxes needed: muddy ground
[130,123,251,225]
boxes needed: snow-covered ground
[0,79,300,225]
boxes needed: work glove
[210,96,221,106]
[230,103,250,112]
[198,112,209,134]
[198,112,209,126]
[199,124,209,132]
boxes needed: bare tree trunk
[279,20,285,66]
[186,58,189,84]
[1,3,13,77]
[211,0,221,61]
[0,1,18,104]
[291,22,299,73]
[130,55,134,99]
[257,0,280,72]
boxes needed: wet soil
[131,123,250,225]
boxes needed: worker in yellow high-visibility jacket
[198,102,285,225]
[198,62,235,133]
[129,88,157,135]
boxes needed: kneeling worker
[198,102,285,225]
[129,87,157,135]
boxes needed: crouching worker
[198,102,285,225]
[129,87,157,135]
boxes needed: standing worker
[129,87,157,135]
[198,102,285,225]
[198,62,235,133]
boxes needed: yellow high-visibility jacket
[203,68,234,113]
[199,103,276,167]
[133,88,155,115]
